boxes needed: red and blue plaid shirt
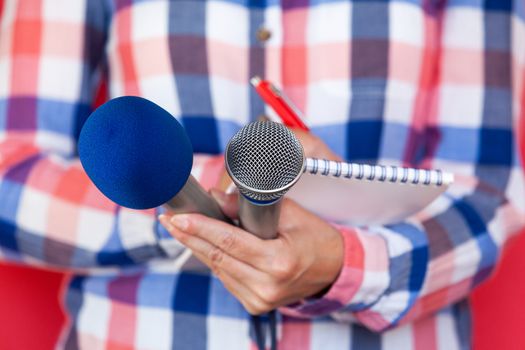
[1,0,525,349]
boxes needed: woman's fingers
[159,214,269,273]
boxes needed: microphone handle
[238,196,281,240]
[167,174,279,238]
[165,175,233,224]
[239,195,281,350]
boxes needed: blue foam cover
[78,96,193,209]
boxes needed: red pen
[250,76,310,131]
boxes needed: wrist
[312,224,345,295]
[280,227,389,318]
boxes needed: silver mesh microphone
[226,121,305,239]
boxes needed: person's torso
[63,0,520,349]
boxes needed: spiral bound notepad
[287,158,454,225]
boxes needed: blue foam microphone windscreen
[78,96,193,209]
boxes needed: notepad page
[286,159,453,226]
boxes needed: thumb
[210,188,239,219]
[290,128,342,161]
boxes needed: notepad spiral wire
[304,158,453,186]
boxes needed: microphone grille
[226,121,304,202]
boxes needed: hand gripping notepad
[286,158,454,226]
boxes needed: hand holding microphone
[160,191,343,315]
[160,121,344,314]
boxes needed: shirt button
[257,114,270,122]
[256,27,272,42]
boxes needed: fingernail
[171,215,189,231]
[210,188,227,206]
[158,215,174,231]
